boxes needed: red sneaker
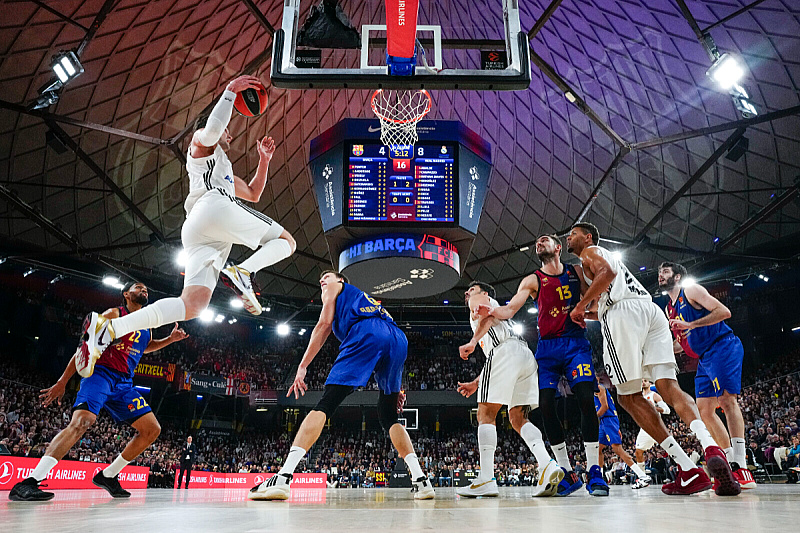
[705,445,741,496]
[661,466,713,495]
[732,465,756,490]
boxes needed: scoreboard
[347,143,455,224]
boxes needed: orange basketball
[234,83,268,117]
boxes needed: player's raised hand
[40,380,66,407]
[226,75,263,93]
[474,304,492,318]
[397,390,406,414]
[170,323,189,342]
[287,366,308,399]
[457,380,478,398]
[459,340,476,360]
[257,136,276,162]
[669,318,693,331]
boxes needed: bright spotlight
[102,275,120,287]
[763,276,769,282]
[681,277,697,287]
[264,306,271,313]
[51,51,83,84]
[299,328,307,336]
[528,307,538,315]
[512,324,524,335]
[707,53,744,90]
[199,309,214,323]
[176,249,188,266]
[611,251,623,261]
[230,298,243,309]
[277,324,290,336]
[214,314,225,323]
[23,268,36,278]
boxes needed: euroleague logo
[0,461,14,485]
[469,166,480,181]
[323,164,333,181]
[409,269,434,280]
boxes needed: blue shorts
[598,416,622,446]
[695,334,744,398]
[535,336,594,390]
[73,365,151,423]
[326,318,407,394]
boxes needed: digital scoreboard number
[346,143,456,224]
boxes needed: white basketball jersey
[643,388,657,404]
[583,245,650,313]
[469,298,525,353]
[184,145,237,215]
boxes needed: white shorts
[477,340,539,408]
[181,190,284,289]
[635,428,658,451]
[600,299,677,395]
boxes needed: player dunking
[457,281,563,498]
[8,282,188,501]
[483,234,609,497]
[660,262,755,489]
[595,382,652,489]
[566,222,740,496]
[82,75,295,374]
[248,271,434,500]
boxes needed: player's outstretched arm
[144,323,189,353]
[195,75,261,148]
[486,274,538,321]
[234,136,275,202]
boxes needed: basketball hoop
[370,89,432,147]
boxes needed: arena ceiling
[1,0,799,309]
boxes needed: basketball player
[659,262,755,489]
[248,270,434,500]
[82,75,295,373]
[456,281,563,498]
[8,282,188,501]
[566,222,740,496]
[480,234,608,497]
[633,380,673,476]
[595,382,651,489]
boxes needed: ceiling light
[259,325,264,330]
[707,53,744,90]
[199,309,214,323]
[102,275,119,286]
[763,276,769,282]
[50,274,64,285]
[277,324,290,336]
[51,51,83,85]
[230,298,243,309]
[264,306,271,313]
[681,277,696,287]
[176,250,188,266]
[299,328,307,336]
[528,307,538,314]
[23,268,36,278]
[519,246,530,252]
[512,324,524,335]
[611,251,623,261]
[214,314,225,323]
[639,266,646,271]
[443,300,449,305]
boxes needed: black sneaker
[8,477,54,501]
[92,471,131,498]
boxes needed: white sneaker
[531,460,564,497]
[411,476,435,500]
[80,312,114,377]
[456,478,499,498]
[248,473,292,500]
[220,265,262,315]
[631,475,651,489]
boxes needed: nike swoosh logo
[680,474,699,487]
[367,126,381,132]
[470,480,493,488]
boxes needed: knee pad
[377,392,399,432]
[313,384,353,417]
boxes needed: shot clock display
[346,143,456,223]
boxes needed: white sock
[552,442,572,470]
[477,424,497,481]
[279,446,307,475]
[103,454,130,478]
[732,438,746,466]
[404,453,424,479]
[637,461,646,471]
[689,419,717,450]
[660,436,696,471]
[584,442,600,470]
[631,463,647,479]
[724,446,734,463]
[111,297,185,338]
[31,455,58,482]
[519,422,553,467]
[239,239,293,274]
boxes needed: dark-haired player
[458,281,563,498]
[82,75,294,371]
[481,234,608,496]
[8,282,188,501]
[567,222,739,496]
[659,262,755,489]
[249,270,434,500]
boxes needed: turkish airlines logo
[93,467,103,478]
[487,52,501,62]
[254,475,265,485]
[0,462,15,485]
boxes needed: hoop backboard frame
[271,0,531,90]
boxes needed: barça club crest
[352,144,364,156]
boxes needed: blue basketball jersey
[666,288,733,355]
[332,283,395,343]
[595,388,617,419]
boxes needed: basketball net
[371,89,431,147]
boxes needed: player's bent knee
[314,384,353,417]
[377,392,399,432]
